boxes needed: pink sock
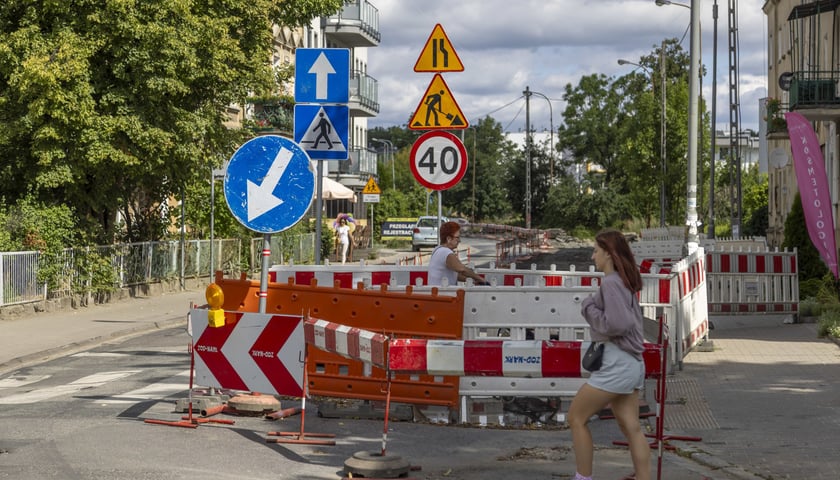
[574,473,593,480]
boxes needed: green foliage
[542,176,630,231]
[73,248,119,299]
[0,1,340,244]
[368,117,514,223]
[818,308,840,338]
[782,194,829,282]
[0,196,78,251]
[320,222,335,261]
[740,165,769,237]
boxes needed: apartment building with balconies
[310,0,381,220]
[238,1,381,221]
[764,0,840,247]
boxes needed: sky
[366,0,769,135]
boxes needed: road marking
[0,370,140,404]
[97,369,191,404]
[0,375,51,389]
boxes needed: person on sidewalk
[335,218,353,265]
[428,221,488,286]
[567,229,650,480]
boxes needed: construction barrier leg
[341,372,419,480]
[266,346,336,446]
[145,343,235,429]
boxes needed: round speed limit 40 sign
[409,131,468,191]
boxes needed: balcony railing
[349,71,379,117]
[789,71,840,109]
[321,0,380,47]
[337,148,377,177]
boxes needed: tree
[740,164,769,237]
[369,118,515,223]
[0,0,343,245]
[557,74,624,185]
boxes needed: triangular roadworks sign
[414,24,464,72]
[408,74,468,130]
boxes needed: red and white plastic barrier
[303,317,388,369]
[388,339,663,379]
[705,246,799,316]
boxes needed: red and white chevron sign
[191,309,304,397]
[304,317,388,369]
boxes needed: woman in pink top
[567,229,649,480]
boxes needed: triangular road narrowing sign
[408,74,468,130]
[414,24,464,73]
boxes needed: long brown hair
[595,229,642,293]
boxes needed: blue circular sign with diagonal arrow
[224,135,315,234]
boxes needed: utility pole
[524,86,532,230]
[686,0,701,253]
[660,41,667,227]
[709,0,718,238]
[728,0,742,238]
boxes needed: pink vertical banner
[785,111,839,278]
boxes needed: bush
[818,309,840,338]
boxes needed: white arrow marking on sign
[309,52,336,100]
[247,147,292,221]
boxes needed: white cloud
[368,0,768,133]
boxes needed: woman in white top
[335,218,352,264]
[428,221,487,286]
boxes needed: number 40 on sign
[409,131,468,191]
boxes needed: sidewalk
[2,277,838,479]
[0,288,205,375]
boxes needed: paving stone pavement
[668,320,840,479]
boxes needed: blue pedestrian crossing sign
[294,105,349,160]
[223,135,315,234]
[294,48,350,104]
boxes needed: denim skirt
[587,342,645,394]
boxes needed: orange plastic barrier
[214,272,465,407]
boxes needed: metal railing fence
[0,235,325,308]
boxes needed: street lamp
[655,0,689,8]
[522,86,554,230]
[618,46,667,228]
[657,0,700,252]
[371,138,395,190]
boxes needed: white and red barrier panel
[191,310,304,397]
[303,317,388,369]
[388,339,663,378]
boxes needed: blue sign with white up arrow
[224,136,315,234]
[294,48,350,104]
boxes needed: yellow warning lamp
[206,283,225,328]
